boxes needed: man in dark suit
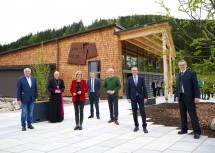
[87,72,100,119]
[127,67,148,133]
[151,80,157,97]
[17,68,38,131]
[176,60,201,139]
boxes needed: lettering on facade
[67,42,98,65]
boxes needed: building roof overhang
[0,21,175,59]
[115,21,176,59]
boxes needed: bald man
[17,68,38,131]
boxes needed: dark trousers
[157,87,161,96]
[174,93,176,102]
[179,94,201,134]
[89,92,100,117]
[73,99,85,126]
[107,96,118,120]
[153,88,157,97]
[131,96,147,128]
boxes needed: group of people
[16,60,202,139]
[151,80,165,97]
[16,67,149,133]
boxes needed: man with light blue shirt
[87,72,100,119]
[17,68,38,131]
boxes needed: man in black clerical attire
[48,71,65,123]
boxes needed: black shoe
[74,126,79,130]
[88,115,94,118]
[143,128,148,133]
[133,127,139,132]
[79,126,83,130]
[28,125,34,129]
[178,131,188,134]
[97,116,100,119]
[22,127,26,131]
[194,133,200,139]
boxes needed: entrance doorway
[122,72,132,98]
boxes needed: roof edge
[0,23,125,55]
[115,20,169,34]
[0,64,56,70]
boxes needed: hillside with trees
[0,15,214,66]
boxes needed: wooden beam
[125,39,161,57]
[125,39,152,52]
[152,34,162,41]
[169,48,173,96]
[162,32,169,102]
[144,35,163,48]
[136,37,163,53]
[133,38,162,56]
[119,28,165,41]
[166,31,176,58]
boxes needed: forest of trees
[0,14,214,66]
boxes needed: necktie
[134,76,138,96]
[91,79,94,92]
[180,72,184,93]
[134,76,137,86]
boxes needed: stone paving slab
[0,98,214,153]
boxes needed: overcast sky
[0,0,187,45]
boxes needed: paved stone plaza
[0,97,214,153]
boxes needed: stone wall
[0,98,20,112]
[0,97,72,112]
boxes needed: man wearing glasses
[176,60,201,139]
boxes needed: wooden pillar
[169,47,173,96]
[162,32,169,102]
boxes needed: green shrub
[31,43,50,101]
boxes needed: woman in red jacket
[70,71,88,130]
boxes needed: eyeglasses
[179,65,185,66]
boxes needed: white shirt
[26,76,32,88]
[181,70,186,74]
[91,78,95,92]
